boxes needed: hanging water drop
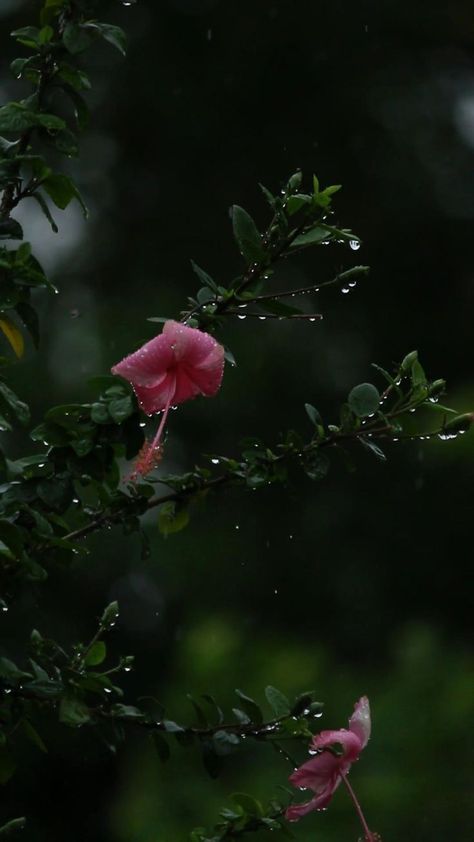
[341,286,350,294]
[211,457,219,465]
[237,314,246,320]
[349,239,360,250]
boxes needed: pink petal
[163,320,221,366]
[133,372,176,415]
[311,728,362,762]
[289,750,342,790]
[285,776,342,822]
[349,696,371,749]
[173,366,203,405]
[112,334,173,388]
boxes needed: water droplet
[309,317,317,322]
[349,239,360,250]
[409,408,416,413]
[258,316,266,321]
[2,605,8,613]
[237,314,246,320]
[438,432,458,441]
[289,534,293,540]
[211,457,219,465]
[104,687,112,693]
[429,397,438,403]
[341,286,350,294]
[139,421,146,428]
[348,280,357,288]
[207,28,212,40]
[124,666,132,672]
[238,304,247,309]
[274,588,278,595]
[38,463,45,468]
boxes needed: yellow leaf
[0,317,24,358]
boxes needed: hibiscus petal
[133,372,176,415]
[289,751,341,791]
[311,728,362,762]
[163,320,222,365]
[172,366,202,405]
[112,334,173,387]
[349,696,371,749]
[285,777,342,822]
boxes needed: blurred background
[1,0,473,840]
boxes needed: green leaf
[0,219,23,241]
[158,501,190,536]
[212,730,240,756]
[84,641,106,667]
[100,601,119,627]
[21,720,47,754]
[59,695,91,727]
[43,173,88,217]
[232,205,265,264]
[151,731,170,762]
[15,302,39,348]
[360,438,387,462]
[303,450,330,481]
[110,704,144,720]
[411,359,427,388]
[190,260,218,292]
[62,23,96,54]
[0,657,31,683]
[31,193,58,233]
[348,383,381,418]
[304,403,323,427]
[162,720,184,733]
[93,23,127,56]
[0,103,35,133]
[0,747,16,785]
[0,521,24,557]
[291,226,332,248]
[286,193,312,215]
[0,817,26,836]
[234,689,263,725]
[0,381,30,425]
[231,793,264,818]
[108,395,134,423]
[265,685,290,716]
[11,26,40,48]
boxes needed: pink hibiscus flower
[112,320,224,477]
[286,696,371,822]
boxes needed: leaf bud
[400,350,418,372]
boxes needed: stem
[227,310,323,320]
[340,773,374,842]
